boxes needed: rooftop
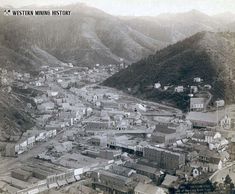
[186,110,227,123]
[161,174,178,188]
[190,97,205,104]
[99,170,132,184]
[135,182,166,194]
[108,164,135,177]
[154,124,176,134]
[124,162,158,174]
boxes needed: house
[33,97,44,104]
[204,84,212,90]
[194,77,203,83]
[68,63,73,67]
[154,82,161,89]
[86,107,93,116]
[47,91,58,97]
[134,182,166,194]
[190,86,198,93]
[204,131,217,144]
[190,98,206,111]
[116,120,129,130]
[209,137,229,151]
[215,100,225,107]
[104,93,119,100]
[35,81,43,87]
[220,115,231,129]
[175,86,184,93]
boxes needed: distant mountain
[227,21,235,32]
[1,5,235,72]
[0,4,165,72]
[121,10,233,44]
[103,32,235,110]
[213,12,235,25]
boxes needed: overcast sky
[1,0,235,16]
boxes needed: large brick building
[143,146,185,170]
[151,124,187,145]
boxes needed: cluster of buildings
[1,63,235,194]
[5,129,57,157]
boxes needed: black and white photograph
[0,0,235,193]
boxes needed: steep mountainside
[0,4,164,71]
[103,32,235,110]
[1,6,235,72]
[0,91,35,141]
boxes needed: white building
[190,98,206,111]
[154,82,161,89]
[175,86,184,93]
[215,100,225,108]
[190,86,198,93]
[194,77,203,83]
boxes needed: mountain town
[0,1,235,194]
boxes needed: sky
[1,0,235,16]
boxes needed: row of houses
[5,130,57,157]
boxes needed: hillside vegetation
[103,32,235,110]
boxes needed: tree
[224,175,234,194]
[224,175,232,185]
